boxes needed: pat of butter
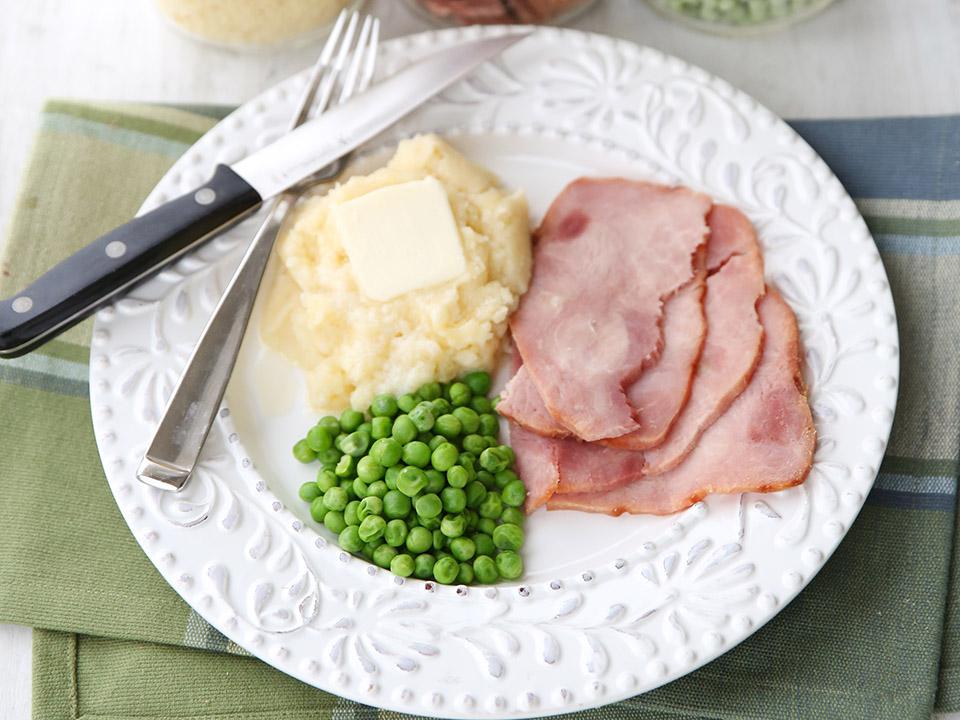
[332,176,467,301]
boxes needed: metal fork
[137,11,380,491]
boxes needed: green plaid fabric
[1,102,959,720]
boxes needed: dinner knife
[0,30,530,359]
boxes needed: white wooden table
[1,0,958,717]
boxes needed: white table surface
[1,0,958,717]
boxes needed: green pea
[464,508,479,530]
[431,442,459,471]
[461,434,487,456]
[465,481,487,508]
[402,440,431,468]
[406,526,432,554]
[434,556,459,584]
[493,523,524,551]
[371,394,398,418]
[339,479,356,498]
[384,465,402,490]
[334,455,356,478]
[501,480,527,508]
[352,477,369,498]
[310,497,328,523]
[339,409,364,432]
[441,486,467,514]
[478,492,503,519]
[415,493,443,519]
[480,447,510,473]
[457,561,475,584]
[317,415,341,434]
[501,506,525,526]
[390,553,415,577]
[324,510,347,534]
[470,396,493,414]
[338,525,363,553]
[409,402,436,432]
[299,481,322,502]
[498,445,515,465]
[482,435,499,449]
[428,435,446,452]
[362,539,384,558]
[496,550,523,580]
[431,398,452,416]
[373,544,397,569]
[344,500,360,526]
[424,469,446,494]
[341,431,370,458]
[432,528,446,551]
[478,413,500,437]
[391,415,417,444]
[473,532,495,557]
[358,515,386,542]
[441,514,466,538]
[358,496,383,521]
[323,486,349,512]
[384,519,408,547]
[366,480,388,499]
[452,407,480,434]
[446,465,468,489]
[477,470,496,490]
[448,382,472,407]
[477,517,497,536]
[370,416,393,440]
[334,432,348,452]
[383,490,412,519]
[417,382,442,401]
[462,370,491,396]
[317,448,342,470]
[354,457,381,484]
[397,467,428,497]
[292,439,316,464]
[305,425,333,452]
[414,553,436,580]
[419,514,440,530]
[459,453,478,480]
[473,555,499,584]
[314,468,337,492]
[357,421,373,437]
[435,414,462,439]
[494,469,518,490]
[449,536,476,561]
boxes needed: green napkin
[2,101,959,720]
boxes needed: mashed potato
[261,135,531,411]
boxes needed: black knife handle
[0,164,262,358]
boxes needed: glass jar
[406,0,600,26]
[154,0,360,50]
[646,0,837,35]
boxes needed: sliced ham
[510,423,560,512]
[509,178,711,441]
[498,365,568,437]
[640,205,765,471]
[548,289,816,515]
[555,436,644,495]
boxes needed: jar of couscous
[154,0,360,50]
[646,0,837,35]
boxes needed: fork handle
[0,164,261,358]
[137,195,289,491]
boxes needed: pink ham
[510,423,560,512]
[509,178,711,441]
[548,289,815,515]
[640,205,765,472]
[498,365,568,437]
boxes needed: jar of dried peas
[646,0,837,35]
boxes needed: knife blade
[0,30,530,359]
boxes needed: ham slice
[509,178,711,441]
[548,289,815,515]
[641,205,765,472]
[510,423,560,513]
[498,365,568,437]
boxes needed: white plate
[90,26,899,719]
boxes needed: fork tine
[287,10,350,131]
[337,15,374,103]
[312,11,359,117]
[357,18,380,94]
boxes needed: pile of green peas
[293,371,527,585]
